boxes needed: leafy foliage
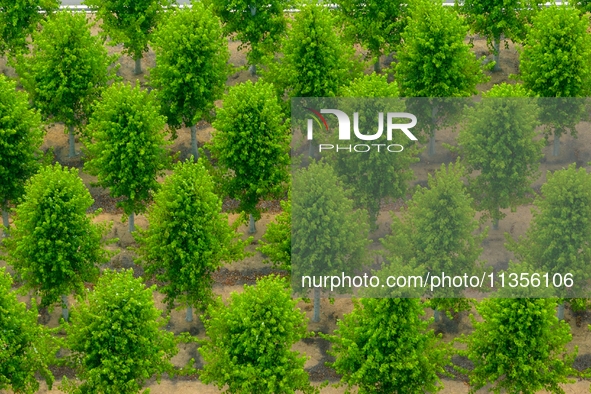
[149,3,229,130]
[459,0,539,66]
[0,0,59,56]
[265,2,362,99]
[324,297,449,393]
[506,164,591,295]
[84,82,171,217]
[62,269,178,394]
[15,11,116,131]
[333,0,407,69]
[258,193,291,271]
[83,0,171,63]
[205,0,290,68]
[4,164,109,308]
[208,80,290,220]
[0,74,44,210]
[0,268,57,394]
[396,0,486,97]
[199,275,316,394]
[455,83,543,224]
[466,297,576,393]
[520,5,591,98]
[291,160,370,289]
[135,159,248,314]
[382,162,485,301]
[330,73,419,227]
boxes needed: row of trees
[0,264,585,394]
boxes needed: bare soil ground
[2,18,591,393]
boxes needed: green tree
[149,3,229,160]
[292,160,370,322]
[257,192,291,271]
[62,269,178,394]
[520,5,591,155]
[4,164,109,321]
[459,0,540,71]
[330,73,419,228]
[506,164,591,300]
[15,11,116,158]
[0,0,59,57]
[83,0,172,74]
[455,83,543,229]
[264,2,362,100]
[208,80,290,234]
[396,0,486,155]
[466,297,576,393]
[135,159,248,322]
[206,0,290,75]
[0,268,57,394]
[324,297,449,393]
[83,82,171,233]
[199,275,316,394]
[382,162,485,318]
[333,0,407,72]
[0,74,44,236]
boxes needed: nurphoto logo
[305,107,418,153]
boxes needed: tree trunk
[492,218,499,230]
[429,106,437,156]
[186,306,193,322]
[61,294,69,322]
[373,58,381,73]
[248,64,257,76]
[553,132,561,157]
[68,125,76,157]
[190,124,199,160]
[313,288,320,322]
[134,56,142,75]
[428,134,436,156]
[493,37,501,72]
[557,302,565,320]
[129,211,135,233]
[249,213,256,234]
[2,200,9,238]
[434,309,441,323]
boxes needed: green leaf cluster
[209,80,290,219]
[460,0,539,50]
[63,269,177,394]
[16,11,117,130]
[382,162,485,299]
[396,0,486,97]
[199,275,316,394]
[520,5,591,98]
[83,0,171,61]
[205,0,290,67]
[149,3,230,129]
[333,0,408,65]
[506,164,591,294]
[0,0,59,56]
[258,192,291,270]
[4,164,108,308]
[324,297,449,393]
[331,73,419,227]
[291,161,370,290]
[264,2,362,99]
[135,159,248,313]
[0,74,44,208]
[456,83,544,223]
[466,297,576,393]
[0,268,57,394]
[84,82,171,217]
